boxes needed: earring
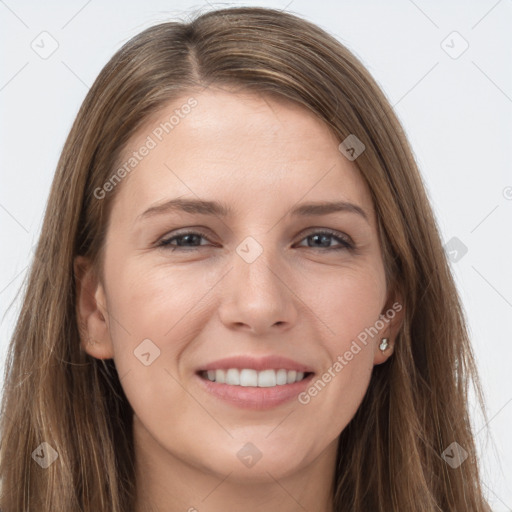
[379,338,389,351]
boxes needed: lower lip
[195,372,315,410]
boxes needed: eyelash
[157,229,354,252]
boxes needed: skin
[75,87,403,512]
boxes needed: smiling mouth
[197,368,314,387]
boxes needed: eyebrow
[137,198,369,223]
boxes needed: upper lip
[197,355,315,373]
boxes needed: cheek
[101,257,224,415]
[302,261,386,344]
[105,257,216,341]
[101,260,214,430]
[296,265,384,424]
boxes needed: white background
[1,0,511,509]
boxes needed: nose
[217,239,298,336]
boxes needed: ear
[373,292,405,365]
[74,255,115,359]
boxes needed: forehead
[109,88,374,224]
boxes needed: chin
[196,441,310,482]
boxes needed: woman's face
[77,88,400,486]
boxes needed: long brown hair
[0,6,490,511]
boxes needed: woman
[0,6,491,511]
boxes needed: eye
[294,230,354,251]
[157,229,354,252]
[157,229,213,251]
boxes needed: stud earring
[379,338,389,351]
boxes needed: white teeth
[203,368,309,386]
[286,370,297,384]
[226,368,240,385]
[276,369,287,385]
[240,369,258,387]
[258,369,276,387]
